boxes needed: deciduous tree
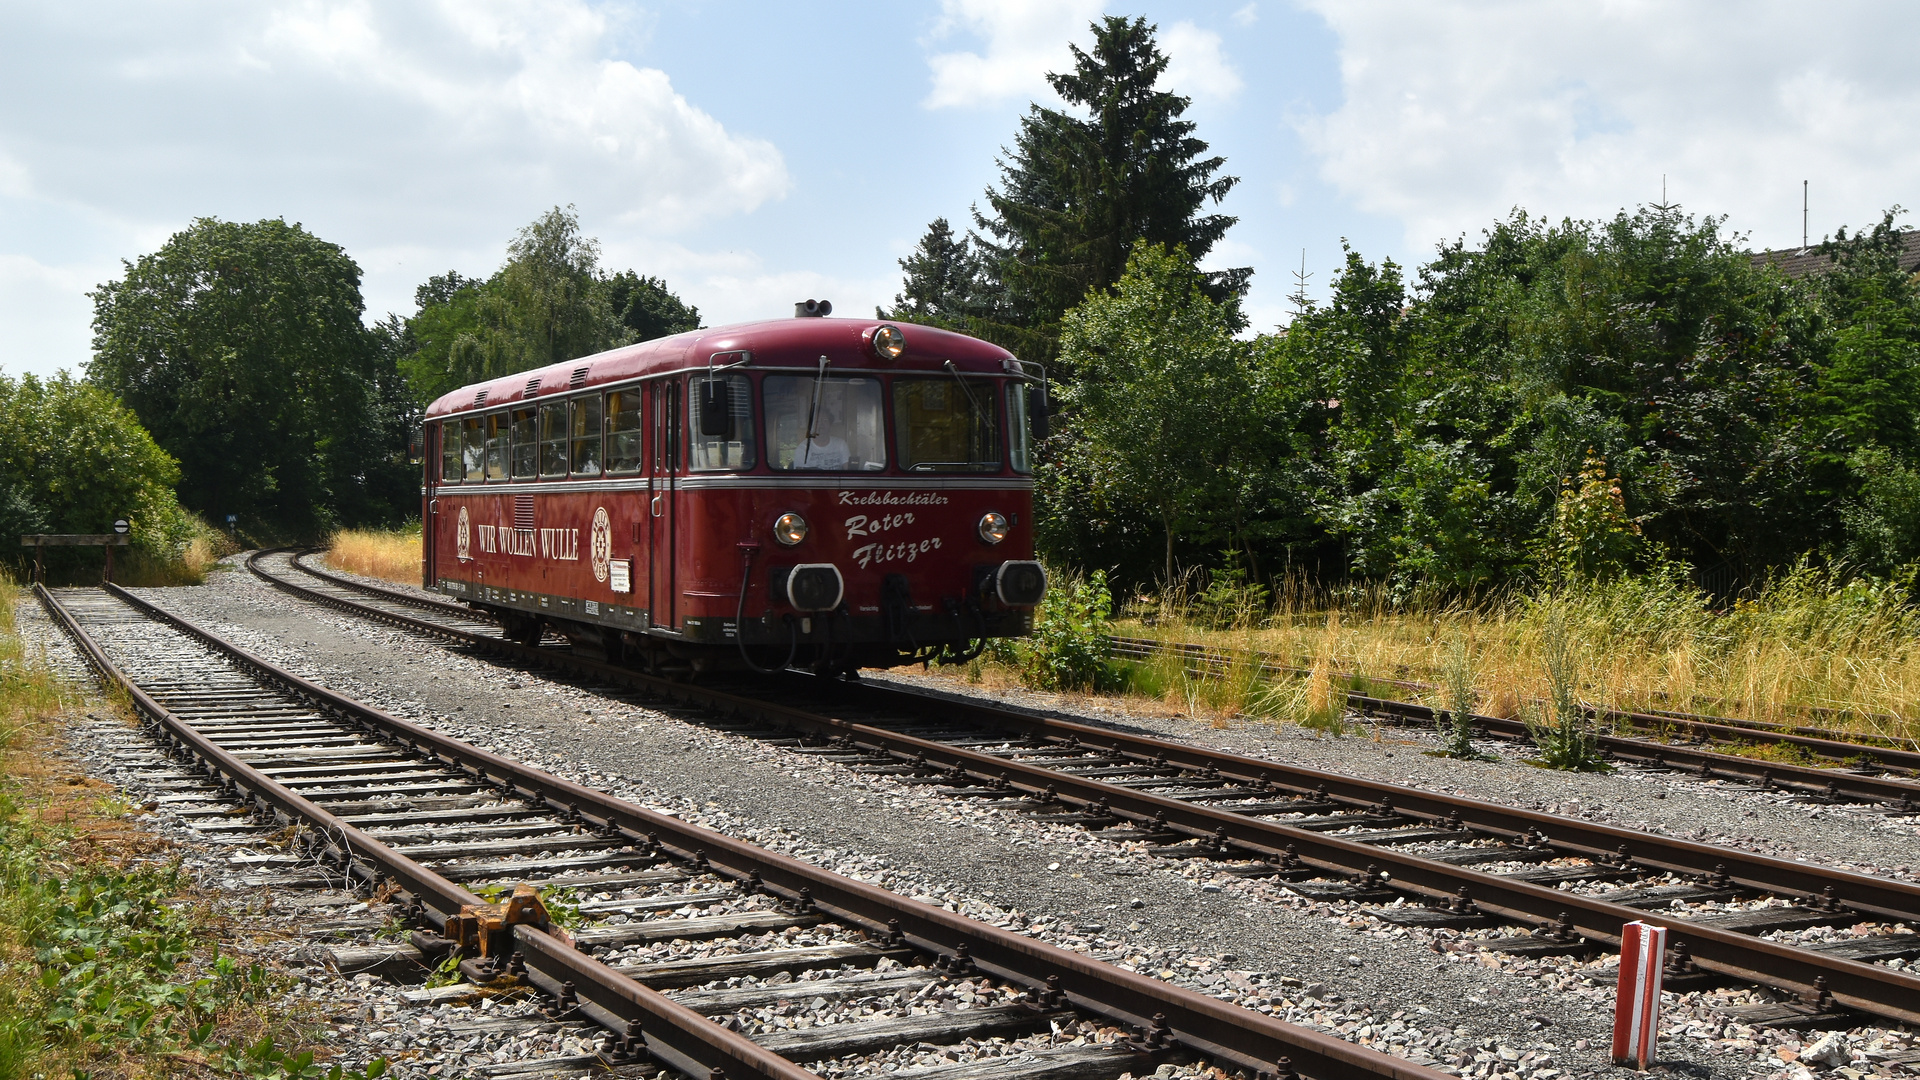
[89,217,408,535]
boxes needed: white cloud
[1161,22,1243,103]
[0,256,97,376]
[0,0,792,373]
[0,2,787,235]
[1232,4,1259,28]
[1295,1,1920,253]
[923,0,1102,109]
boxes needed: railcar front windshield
[893,376,1001,472]
[764,375,886,471]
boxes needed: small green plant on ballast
[1002,568,1118,692]
[1429,640,1494,760]
[1523,606,1612,771]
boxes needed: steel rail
[41,583,821,1080]
[1110,638,1920,803]
[76,578,1431,1080]
[285,552,1920,802]
[246,553,1920,1026]
[1110,636,1920,775]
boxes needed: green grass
[0,579,386,1078]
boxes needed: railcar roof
[424,317,1018,419]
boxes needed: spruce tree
[879,218,988,329]
[973,15,1246,364]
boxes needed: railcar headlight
[978,511,1010,544]
[773,512,808,546]
[872,324,907,361]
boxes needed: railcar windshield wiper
[942,359,986,416]
[801,354,829,466]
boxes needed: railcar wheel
[503,615,543,647]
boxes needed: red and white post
[1612,921,1668,1070]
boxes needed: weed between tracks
[324,526,422,587]
[0,579,383,1078]
[954,562,1920,763]
[1111,562,1920,745]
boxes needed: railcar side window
[440,420,462,483]
[539,403,568,477]
[893,376,1001,473]
[461,417,485,482]
[1007,383,1034,475]
[688,374,756,471]
[509,407,538,479]
[485,412,509,480]
[570,396,602,477]
[764,376,886,471]
[605,389,643,475]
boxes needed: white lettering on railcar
[837,490,949,507]
[539,528,579,561]
[843,512,915,538]
[851,536,943,569]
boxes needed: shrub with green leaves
[1008,568,1117,692]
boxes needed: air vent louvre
[523,377,540,399]
[474,389,489,406]
[569,367,589,388]
[513,495,535,531]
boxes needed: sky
[4,1,1919,379]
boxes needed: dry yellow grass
[324,526,422,586]
[1121,564,1920,741]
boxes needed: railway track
[1109,637,1920,792]
[38,580,1429,1080]
[242,550,1920,1031]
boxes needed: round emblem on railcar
[456,506,471,561]
[590,506,612,583]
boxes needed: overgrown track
[39,581,1426,1080]
[1110,637,1920,804]
[251,552,1920,1029]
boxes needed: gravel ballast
[26,560,1914,1080]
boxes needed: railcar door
[648,379,681,630]
[422,422,440,588]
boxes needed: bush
[0,373,221,583]
[998,568,1117,692]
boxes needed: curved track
[39,579,1426,1080]
[247,550,1920,1029]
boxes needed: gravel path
[29,561,1915,1080]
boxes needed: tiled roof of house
[1751,230,1920,278]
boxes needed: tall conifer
[972,15,1246,365]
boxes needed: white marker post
[1612,920,1668,1070]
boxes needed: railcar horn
[794,298,832,317]
[698,378,730,436]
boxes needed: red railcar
[421,308,1048,676]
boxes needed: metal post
[1613,920,1667,1069]
[104,542,113,585]
[33,541,42,585]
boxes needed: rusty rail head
[1108,635,1920,773]
[222,562,1450,1080]
[235,559,1920,1028]
[37,584,860,1080]
[818,678,1920,924]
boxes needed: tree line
[45,12,1920,597]
[881,15,1920,598]
[76,207,698,542]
